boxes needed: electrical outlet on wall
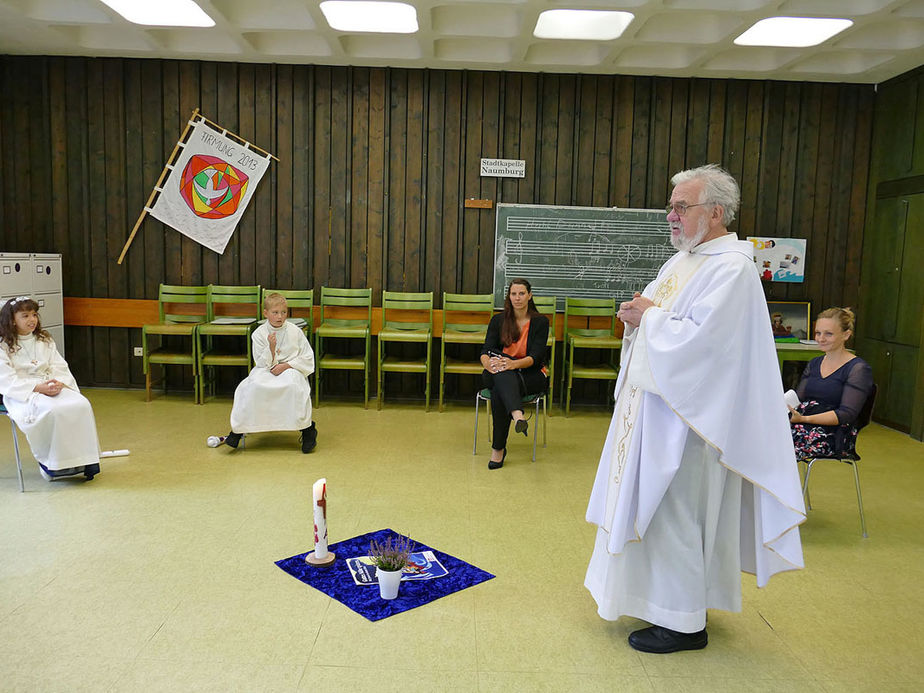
[133,347,143,357]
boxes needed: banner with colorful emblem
[146,113,272,254]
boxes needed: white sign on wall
[480,158,526,178]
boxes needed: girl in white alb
[0,296,101,481]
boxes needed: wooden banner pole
[116,108,201,265]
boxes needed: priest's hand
[34,379,63,397]
[618,293,655,328]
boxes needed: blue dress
[791,356,873,459]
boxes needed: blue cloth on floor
[275,528,495,621]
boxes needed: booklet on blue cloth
[346,551,449,585]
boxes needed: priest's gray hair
[671,164,740,226]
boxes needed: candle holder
[305,550,336,567]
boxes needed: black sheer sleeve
[795,360,813,401]
[834,359,874,424]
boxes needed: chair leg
[851,461,869,538]
[531,397,539,463]
[10,417,24,493]
[542,394,548,448]
[473,393,480,455]
[801,459,815,511]
[145,370,152,402]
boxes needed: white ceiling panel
[0,0,921,83]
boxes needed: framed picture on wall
[767,301,811,341]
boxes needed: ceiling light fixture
[533,9,634,41]
[320,1,419,34]
[99,0,215,27]
[734,17,853,48]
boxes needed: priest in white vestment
[225,294,317,453]
[585,164,806,654]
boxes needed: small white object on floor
[99,449,130,458]
[206,436,226,448]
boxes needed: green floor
[1,389,923,692]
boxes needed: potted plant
[369,533,413,600]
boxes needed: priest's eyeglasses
[665,202,708,216]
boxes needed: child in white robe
[0,296,101,481]
[225,293,317,453]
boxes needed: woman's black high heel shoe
[515,419,528,437]
[488,448,507,470]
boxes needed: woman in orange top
[480,278,550,469]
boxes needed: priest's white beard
[670,216,709,252]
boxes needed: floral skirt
[791,400,858,461]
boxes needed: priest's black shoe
[627,625,707,653]
[225,431,242,449]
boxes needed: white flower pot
[376,566,403,600]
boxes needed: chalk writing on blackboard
[494,204,673,309]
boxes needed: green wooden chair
[196,284,261,402]
[377,291,434,410]
[562,296,622,415]
[532,295,558,412]
[260,288,314,339]
[438,292,494,411]
[314,287,373,408]
[473,389,548,463]
[142,284,209,403]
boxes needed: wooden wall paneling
[555,76,575,206]
[612,76,634,206]
[236,63,257,283]
[461,72,482,293]
[312,67,332,288]
[807,83,838,309]
[477,72,500,292]
[646,78,672,209]
[575,75,597,206]
[198,61,220,287]
[216,61,240,285]
[424,70,446,296]
[789,83,822,303]
[160,61,183,286]
[0,63,6,243]
[629,77,651,207]
[499,72,519,206]
[721,81,748,205]
[515,73,538,205]
[291,65,312,289]
[590,75,614,208]
[705,80,726,168]
[404,69,426,291]
[29,59,52,249]
[276,62,295,290]
[387,70,409,291]
[177,61,203,285]
[667,79,689,190]
[366,68,387,294]
[684,79,710,171]
[328,67,350,288]
[844,89,874,312]
[774,82,802,249]
[349,67,370,291]
[755,81,785,238]
[123,60,145,385]
[439,71,463,292]
[8,59,32,249]
[49,61,70,257]
[64,59,91,299]
[253,63,276,287]
[537,74,559,205]
[139,60,166,297]
[738,81,765,237]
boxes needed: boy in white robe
[225,293,317,453]
[585,165,805,654]
[0,296,101,481]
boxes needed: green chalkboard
[493,203,674,309]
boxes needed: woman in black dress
[789,307,873,459]
[480,279,549,469]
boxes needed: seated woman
[479,278,549,470]
[789,307,873,460]
[0,296,101,481]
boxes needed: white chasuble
[585,234,805,629]
[230,321,315,434]
[0,334,101,470]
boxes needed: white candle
[312,478,329,560]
